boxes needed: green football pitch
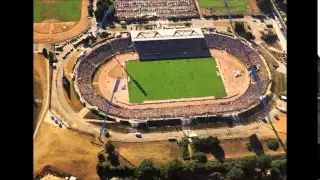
[198,0,248,14]
[34,0,81,23]
[125,58,227,103]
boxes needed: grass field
[125,58,226,103]
[34,0,81,23]
[199,0,248,14]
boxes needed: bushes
[237,156,258,171]
[105,142,115,154]
[192,152,207,163]
[261,33,278,44]
[256,155,272,170]
[97,155,286,180]
[95,0,114,24]
[271,159,286,174]
[225,167,245,180]
[184,22,192,27]
[42,48,48,58]
[192,136,220,153]
[178,138,190,160]
[135,159,160,180]
[246,142,252,152]
[98,153,106,163]
[257,0,272,14]
[267,139,280,151]
[209,172,225,180]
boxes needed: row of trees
[88,0,94,17]
[97,155,287,180]
[233,21,255,41]
[191,136,225,163]
[42,48,55,65]
[94,0,114,26]
[257,0,273,14]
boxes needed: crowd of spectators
[135,38,211,60]
[75,34,270,120]
[115,0,198,20]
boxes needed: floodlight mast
[99,77,120,139]
[251,68,287,153]
[224,0,236,34]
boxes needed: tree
[164,159,182,179]
[257,155,272,170]
[257,0,272,14]
[234,21,245,34]
[97,162,112,179]
[238,156,258,171]
[184,22,192,27]
[226,167,244,180]
[98,153,106,163]
[246,142,252,152]
[209,172,225,180]
[135,159,159,180]
[42,48,48,58]
[270,167,281,180]
[88,8,94,17]
[192,152,207,163]
[267,139,280,151]
[271,159,286,174]
[48,51,55,65]
[105,142,115,154]
[245,32,254,40]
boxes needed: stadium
[72,28,272,125]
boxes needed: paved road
[270,0,286,37]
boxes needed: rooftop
[130,28,204,42]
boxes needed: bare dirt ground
[33,0,89,43]
[94,52,250,109]
[64,52,80,81]
[247,0,261,14]
[210,49,250,97]
[34,122,101,180]
[34,23,51,34]
[212,21,230,27]
[34,54,48,131]
[114,141,182,166]
[207,138,285,161]
[34,104,286,179]
[52,22,78,34]
[63,52,84,112]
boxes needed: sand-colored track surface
[33,0,89,43]
[93,51,250,109]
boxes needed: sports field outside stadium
[198,0,248,14]
[34,0,81,23]
[125,58,227,103]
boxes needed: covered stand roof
[130,28,204,42]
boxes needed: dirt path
[33,54,48,132]
[33,0,89,43]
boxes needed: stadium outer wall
[72,32,273,124]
